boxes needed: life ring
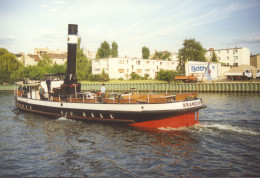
[70,111,73,116]
[61,110,64,115]
[91,113,95,118]
[100,113,104,118]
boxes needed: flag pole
[197,60,211,93]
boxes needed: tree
[142,46,150,59]
[153,51,171,60]
[37,54,52,68]
[177,38,206,75]
[90,69,109,82]
[130,72,142,80]
[211,51,218,62]
[111,41,118,57]
[96,41,110,59]
[0,48,23,83]
[156,69,179,83]
[76,37,92,81]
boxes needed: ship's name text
[183,100,201,108]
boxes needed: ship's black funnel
[61,24,81,95]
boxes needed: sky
[0,0,260,58]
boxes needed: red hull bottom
[130,112,199,129]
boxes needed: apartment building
[205,47,250,66]
[34,48,66,55]
[92,57,177,79]
[250,54,260,69]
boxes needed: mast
[61,24,81,95]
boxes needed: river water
[0,91,259,177]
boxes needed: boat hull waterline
[15,96,206,129]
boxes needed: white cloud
[53,0,67,4]
[237,35,260,44]
[50,8,58,12]
[41,4,48,8]
[0,36,16,45]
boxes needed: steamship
[14,24,206,129]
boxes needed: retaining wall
[2,82,260,92]
[81,82,260,92]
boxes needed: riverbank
[82,81,260,92]
[2,81,260,92]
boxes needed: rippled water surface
[0,91,260,177]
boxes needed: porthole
[83,112,86,117]
[91,113,95,118]
[110,114,115,119]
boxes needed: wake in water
[158,123,260,136]
[57,117,70,121]
[197,123,260,135]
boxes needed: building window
[118,69,124,73]
[233,56,238,60]
[137,69,142,74]
[227,57,229,60]
[94,59,100,65]
[160,62,162,65]
[233,63,238,66]
[118,60,124,65]
[227,50,229,53]
[136,61,141,65]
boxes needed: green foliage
[143,74,150,80]
[11,65,46,81]
[49,64,66,74]
[90,69,109,82]
[76,39,92,81]
[130,72,142,80]
[96,41,110,59]
[111,41,118,57]
[0,48,23,83]
[37,54,52,68]
[211,51,218,62]
[153,51,171,60]
[118,77,124,81]
[156,69,179,82]
[177,38,206,75]
[142,46,150,59]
